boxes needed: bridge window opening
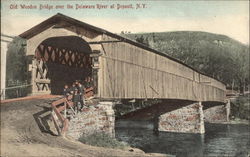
[33,36,94,95]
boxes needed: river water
[115,120,250,157]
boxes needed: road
[1,98,167,157]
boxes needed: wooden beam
[35,79,51,84]
[35,60,50,90]
[87,40,122,44]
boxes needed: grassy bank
[78,132,128,149]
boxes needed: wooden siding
[98,41,225,102]
[20,14,225,102]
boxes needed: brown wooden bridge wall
[19,14,226,102]
[97,34,225,102]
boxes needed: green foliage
[231,95,250,120]
[135,35,150,47]
[5,37,32,98]
[78,132,128,149]
[6,37,29,86]
[124,31,250,91]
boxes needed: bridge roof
[19,13,224,84]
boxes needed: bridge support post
[66,101,115,139]
[158,102,205,134]
[226,99,231,122]
[31,59,37,95]
[99,101,115,137]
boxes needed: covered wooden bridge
[19,13,226,103]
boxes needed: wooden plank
[129,63,132,98]
[31,59,37,93]
[107,58,113,98]
[35,79,51,84]
[51,112,61,136]
[35,60,49,90]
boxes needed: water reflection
[115,121,250,157]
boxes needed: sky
[1,0,249,44]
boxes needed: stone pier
[203,104,228,123]
[158,103,205,134]
[67,102,115,140]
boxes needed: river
[115,120,250,157]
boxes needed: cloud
[1,15,46,36]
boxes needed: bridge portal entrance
[32,36,93,95]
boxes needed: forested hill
[122,31,249,91]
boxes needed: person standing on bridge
[72,82,81,113]
[75,80,85,110]
[63,84,70,99]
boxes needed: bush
[231,96,250,120]
[78,132,128,149]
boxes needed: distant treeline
[123,31,249,93]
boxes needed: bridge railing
[51,87,94,136]
[1,84,32,100]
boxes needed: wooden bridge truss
[32,43,93,94]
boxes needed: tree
[6,37,28,86]
[135,35,149,46]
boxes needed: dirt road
[0,98,166,157]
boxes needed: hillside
[122,31,249,91]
